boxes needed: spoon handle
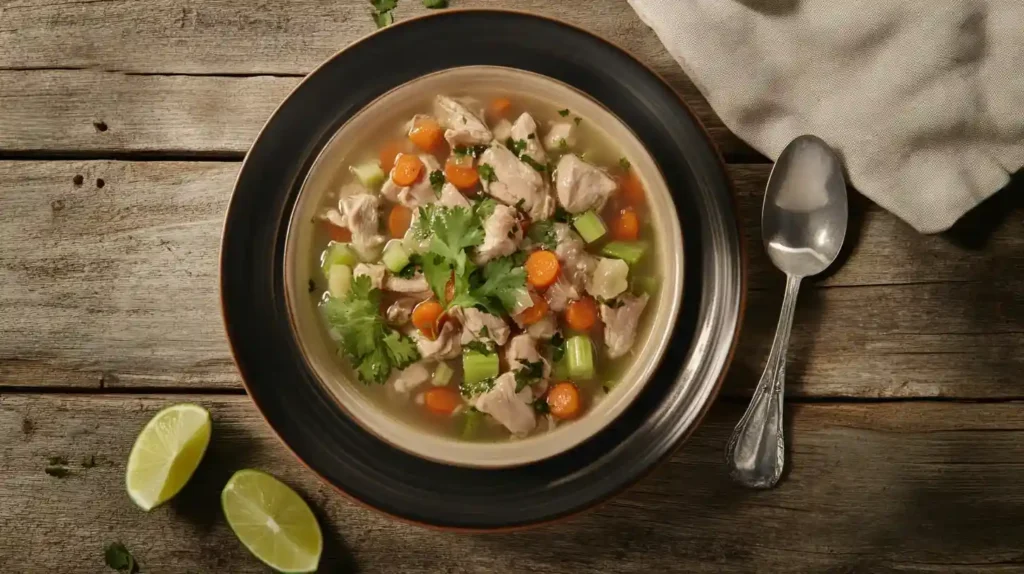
[725,274,802,488]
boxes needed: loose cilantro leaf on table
[423,0,448,7]
[104,542,139,573]
[514,359,546,392]
[527,219,558,250]
[478,163,497,184]
[370,0,397,28]
[321,276,420,384]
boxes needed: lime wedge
[222,469,323,573]
[125,403,211,511]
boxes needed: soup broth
[309,89,660,442]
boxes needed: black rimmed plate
[221,10,744,530]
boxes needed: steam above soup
[313,94,658,441]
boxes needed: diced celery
[461,408,484,440]
[432,362,454,387]
[631,275,660,296]
[381,239,411,273]
[566,335,595,380]
[573,210,607,243]
[463,351,499,384]
[327,264,353,299]
[349,161,386,190]
[588,258,629,300]
[320,242,359,276]
[601,241,648,265]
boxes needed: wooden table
[1,1,1022,572]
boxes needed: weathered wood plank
[3,394,1024,573]
[1,161,1020,396]
[0,1,756,157]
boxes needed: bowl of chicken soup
[221,10,744,529]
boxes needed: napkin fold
[628,0,1024,233]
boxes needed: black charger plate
[221,10,744,530]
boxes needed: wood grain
[1,160,1020,396]
[0,1,756,157]
[3,394,1024,573]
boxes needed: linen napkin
[627,0,1024,233]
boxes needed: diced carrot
[444,157,480,190]
[488,97,512,119]
[392,154,425,186]
[379,140,405,172]
[564,297,598,331]
[525,250,561,289]
[547,381,582,420]
[388,205,413,238]
[408,117,443,152]
[610,207,640,241]
[424,386,462,415]
[412,300,444,339]
[326,223,352,242]
[517,291,549,325]
[618,170,646,206]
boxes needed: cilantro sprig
[321,276,420,384]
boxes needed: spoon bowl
[726,134,848,488]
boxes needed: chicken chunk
[381,154,440,209]
[543,121,576,151]
[491,118,513,143]
[438,182,471,209]
[411,321,461,361]
[435,95,492,147]
[509,112,547,164]
[478,143,555,221]
[525,314,558,340]
[330,193,386,261]
[505,333,552,379]
[473,372,536,435]
[474,204,522,264]
[552,223,598,287]
[386,298,416,326]
[384,272,430,294]
[587,257,629,300]
[544,274,580,312]
[353,263,386,290]
[600,293,650,359]
[450,307,510,346]
[389,361,432,394]
[553,154,617,214]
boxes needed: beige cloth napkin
[628,0,1024,233]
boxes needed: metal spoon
[725,134,848,488]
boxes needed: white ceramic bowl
[283,66,684,468]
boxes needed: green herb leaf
[527,219,558,250]
[395,253,423,279]
[473,256,527,313]
[463,340,493,355]
[478,163,497,184]
[505,137,527,156]
[321,276,421,384]
[558,108,570,117]
[460,376,496,398]
[619,157,631,170]
[372,8,394,28]
[573,116,582,126]
[553,206,572,223]
[556,138,569,153]
[533,398,551,414]
[514,359,545,392]
[422,253,453,302]
[422,0,448,7]
[428,206,485,274]
[104,542,139,573]
[521,154,547,173]
[371,0,398,9]
[550,332,566,363]
[429,169,445,196]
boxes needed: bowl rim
[280,64,686,468]
[219,8,747,531]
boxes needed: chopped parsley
[395,253,423,279]
[553,205,572,223]
[478,163,497,184]
[505,137,527,156]
[422,0,448,7]
[521,155,547,173]
[619,157,631,170]
[453,144,489,158]
[573,117,582,126]
[104,542,139,573]
[505,136,546,173]
[463,340,494,355]
[514,359,545,392]
[460,377,496,398]
[558,108,570,117]
[429,169,445,195]
[533,398,551,414]
[321,276,420,384]
[556,138,569,153]
[527,219,558,250]
[549,333,566,363]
